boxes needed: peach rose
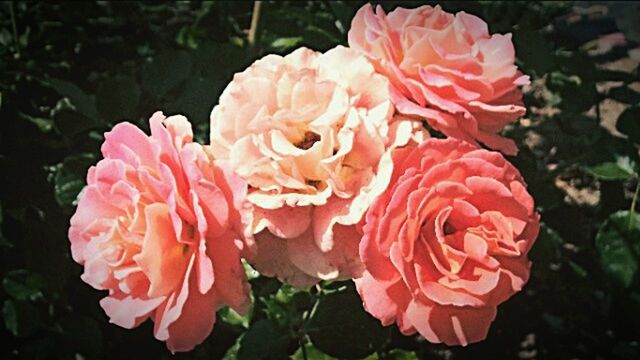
[356,138,539,345]
[210,46,422,286]
[68,112,251,352]
[348,4,530,154]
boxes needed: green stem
[9,2,20,58]
[298,289,319,360]
[629,177,640,230]
[300,337,308,360]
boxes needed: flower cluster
[68,3,538,352]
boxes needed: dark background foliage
[1,1,639,359]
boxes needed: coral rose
[68,112,251,352]
[210,46,421,286]
[356,138,539,345]
[348,4,530,154]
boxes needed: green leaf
[53,153,96,209]
[586,157,637,181]
[292,343,336,360]
[2,269,45,301]
[580,130,640,169]
[513,27,554,75]
[0,28,12,47]
[595,210,640,287]
[18,26,30,48]
[306,287,390,359]
[249,276,281,298]
[610,2,640,42]
[54,109,100,138]
[222,338,241,360]
[237,319,291,360]
[2,300,18,335]
[96,76,141,123]
[19,112,54,133]
[259,284,309,329]
[592,69,637,83]
[617,106,640,144]
[383,349,420,360]
[47,78,97,119]
[2,299,41,337]
[192,43,250,79]
[175,25,204,50]
[165,75,221,129]
[219,306,252,329]
[608,86,640,105]
[269,37,304,52]
[141,50,192,98]
[547,72,597,114]
[567,260,588,279]
[327,2,355,35]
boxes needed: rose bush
[210,45,424,286]
[348,4,529,154]
[68,112,251,352]
[356,138,540,345]
[3,1,639,359]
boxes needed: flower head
[356,138,539,345]
[210,46,421,285]
[349,4,529,154]
[69,112,251,352]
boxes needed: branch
[248,1,262,47]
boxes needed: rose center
[185,224,196,239]
[443,221,456,236]
[294,131,321,150]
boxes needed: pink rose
[68,112,251,352]
[210,46,421,286]
[348,4,530,154]
[356,138,539,345]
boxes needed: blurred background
[0,1,639,359]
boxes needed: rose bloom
[348,4,530,155]
[210,46,423,287]
[68,112,251,352]
[356,138,539,345]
